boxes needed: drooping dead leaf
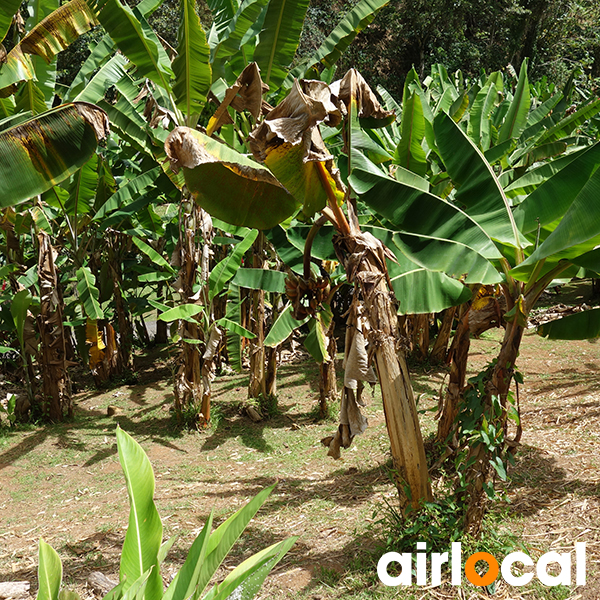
[207,63,270,136]
[202,324,222,361]
[248,79,346,217]
[333,68,394,121]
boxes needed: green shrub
[35,426,295,600]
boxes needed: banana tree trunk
[411,313,430,362]
[107,233,134,374]
[430,307,456,364]
[334,231,432,508]
[319,330,338,418]
[37,232,72,421]
[436,308,471,444]
[248,233,267,399]
[174,202,203,420]
[464,319,524,535]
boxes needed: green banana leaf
[304,307,333,362]
[162,514,214,600]
[221,282,242,372]
[513,142,600,233]
[231,268,287,292]
[364,225,500,285]
[93,167,162,223]
[203,537,297,600]
[511,162,600,279]
[433,111,525,248]
[14,80,47,115]
[253,0,310,88]
[209,229,258,301]
[498,59,530,143]
[65,34,117,101]
[63,154,99,217]
[172,0,211,121]
[116,426,163,600]
[394,73,427,176]
[36,539,62,600]
[20,0,97,62]
[538,97,600,144]
[365,225,474,314]
[349,165,501,260]
[89,0,174,94]
[131,236,173,271]
[216,317,256,339]
[71,54,129,103]
[158,304,203,323]
[165,127,298,229]
[192,484,278,597]
[538,308,600,340]
[286,223,336,260]
[11,290,32,354]
[0,0,22,43]
[0,103,108,208]
[389,263,472,315]
[467,72,502,150]
[76,266,104,320]
[207,0,239,47]
[283,0,389,85]
[264,304,309,347]
[211,0,269,67]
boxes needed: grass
[0,327,599,599]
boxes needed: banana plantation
[1,0,600,597]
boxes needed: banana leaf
[538,308,600,340]
[0,0,22,43]
[253,0,310,88]
[165,127,298,229]
[36,540,62,600]
[283,0,389,85]
[20,0,97,62]
[0,103,108,208]
[89,0,173,94]
[231,268,287,292]
[498,59,530,143]
[76,266,104,320]
[172,0,211,121]
[116,427,163,600]
[209,229,258,300]
[434,111,526,248]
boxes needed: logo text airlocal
[378,542,586,587]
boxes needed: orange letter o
[464,552,499,587]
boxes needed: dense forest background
[45,0,600,103]
[301,0,600,98]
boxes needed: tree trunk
[174,202,203,419]
[248,233,267,399]
[436,308,470,444]
[107,233,134,374]
[430,307,456,364]
[411,313,430,362]
[319,330,338,418]
[464,320,524,536]
[334,232,432,508]
[37,232,72,422]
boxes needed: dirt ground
[1,291,599,599]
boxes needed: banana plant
[349,79,600,534]
[34,427,295,600]
[165,68,434,509]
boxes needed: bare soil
[1,286,599,600]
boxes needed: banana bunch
[285,272,330,320]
